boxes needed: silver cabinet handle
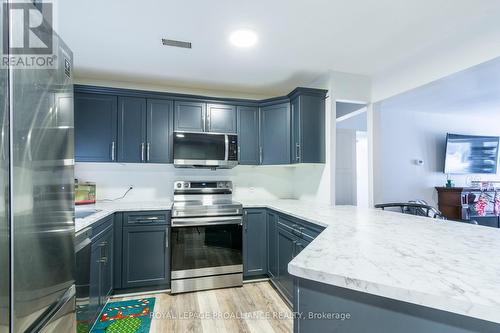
[202,111,206,132]
[141,143,145,162]
[147,142,150,161]
[207,112,211,131]
[237,146,241,161]
[111,141,116,161]
[97,257,108,264]
[296,143,301,162]
[259,147,263,164]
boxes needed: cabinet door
[74,93,117,162]
[267,211,278,278]
[89,241,102,324]
[118,97,147,163]
[146,99,173,163]
[277,225,296,302]
[237,106,260,165]
[100,228,113,303]
[174,101,205,132]
[207,103,237,133]
[260,102,291,165]
[122,225,170,288]
[298,94,325,163]
[291,97,301,163]
[243,209,268,277]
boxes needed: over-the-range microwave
[173,131,238,169]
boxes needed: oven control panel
[174,181,233,190]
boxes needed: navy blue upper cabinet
[290,88,327,163]
[207,104,237,133]
[117,97,147,163]
[74,85,326,165]
[146,99,173,163]
[260,102,291,165]
[174,101,206,132]
[74,93,117,162]
[237,106,260,165]
[243,209,268,277]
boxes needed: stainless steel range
[170,181,243,294]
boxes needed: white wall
[336,111,367,131]
[75,163,295,202]
[374,108,500,207]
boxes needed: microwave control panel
[228,135,238,161]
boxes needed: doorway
[335,102,369,207]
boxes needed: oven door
[171,216,243,279]
[173,132,232,168]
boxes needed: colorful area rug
[90,298,155,333]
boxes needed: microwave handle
[224,135,229,162]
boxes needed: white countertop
[75,201,173,232]
[75,199,500,323]
[260,201,500,324]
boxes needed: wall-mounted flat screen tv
[444,133,499,174]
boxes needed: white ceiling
[57,0,500,96]
[377,56,500,116]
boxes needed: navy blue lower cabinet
[89,240,102,325]
[243,209,268,278]
[276,223,296,303]
[267,211,278,279]
[100,227,114,304]
[89,218,114,326]
[294,278,500,333]
[113,213,123,289]
[122,224,171,289]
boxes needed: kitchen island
[75,200,500,332]
[280,204,500,333]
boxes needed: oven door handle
[171,216,243,227]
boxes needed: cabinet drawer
[277,214,323,242]
[123,211,171,227]
[91,215,113,240]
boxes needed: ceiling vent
[161,39,192,49]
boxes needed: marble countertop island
[268,202,500,325]
[75,198,500,324]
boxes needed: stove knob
[176,183,182,188]
[183,182,189,188]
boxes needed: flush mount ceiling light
[229,29,258,48]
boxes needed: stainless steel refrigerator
[1,2,76,332]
